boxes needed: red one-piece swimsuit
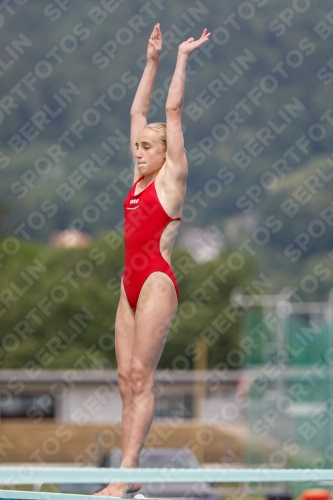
[123,176,181,312]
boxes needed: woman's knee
[118,371,131,399]
[130,364,154,396]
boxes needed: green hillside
[2,0,333,299]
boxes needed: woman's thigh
[115,279,136,378]
[132,271,178,372]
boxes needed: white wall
[58,383,122,424]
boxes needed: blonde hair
[144,122,187,156]
[144,122,166,149]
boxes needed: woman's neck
[141,169,160,187]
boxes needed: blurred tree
[0,238,255,370]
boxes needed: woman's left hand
[178,28,211,56]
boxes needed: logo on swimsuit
[127,198,139,210]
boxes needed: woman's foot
[93,482,129,497]
[93,464,141,497]
[121,463,141,494]
[127,482,141,493]
[93,480,141,496]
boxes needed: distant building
[178,227,224,262]
[50,230,93,248]
[0,370,243,424]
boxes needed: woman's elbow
[165,104,182,115]
[130,109,146,118]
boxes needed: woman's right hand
[147,23,162,61]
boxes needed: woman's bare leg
[121,272,178,466]
[95,272,178,497]
[115,281,136,459]
[94,281,138,496]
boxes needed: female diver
[95,23,210,497]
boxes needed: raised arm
[164,29,211,187]
[130,23,162,182]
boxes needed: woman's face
[135,128,166,176]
